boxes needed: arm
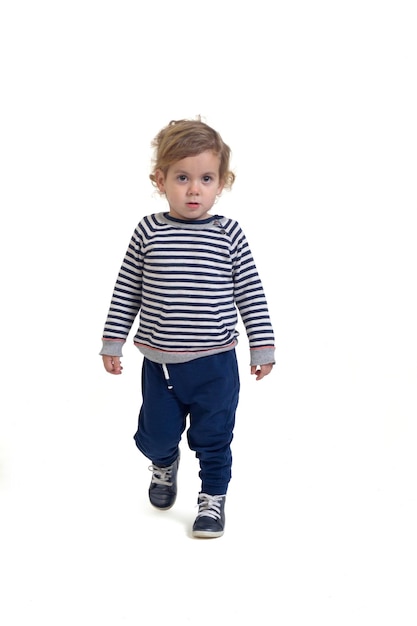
[231,226,276,377]
[100,226,144,373]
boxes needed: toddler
[100,118,275,538]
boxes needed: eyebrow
[172,168,218,177]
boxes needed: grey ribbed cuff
[99,340,125,357]
[249,347,275,366]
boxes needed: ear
[155,169,166,193]
[217,180,225,196]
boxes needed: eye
[177,174,188,182]
[202,175,213,183]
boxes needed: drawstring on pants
[162,363,173,390]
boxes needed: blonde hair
[149,118,235,189]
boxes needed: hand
[251,363,274,381]
[102,355,123,375]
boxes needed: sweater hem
[135,341,237,364]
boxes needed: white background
[1,1,416,624]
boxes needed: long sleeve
[100,227,143,356]
[229,222,275,366]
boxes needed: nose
[187,179,200,195]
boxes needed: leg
[134,358,189,466]
[167,351,240,495]
[187,351,239,495]
[134,358,189,509]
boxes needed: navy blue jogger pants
[134,350,240,495]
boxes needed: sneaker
[148,454,180,510]
[192,493,226,538]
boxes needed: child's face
[155,151,224,221]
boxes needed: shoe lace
[149,464,173,486]
[195,494,225,521]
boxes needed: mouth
[186,202,200,208]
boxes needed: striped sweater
[100,212,275,365]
